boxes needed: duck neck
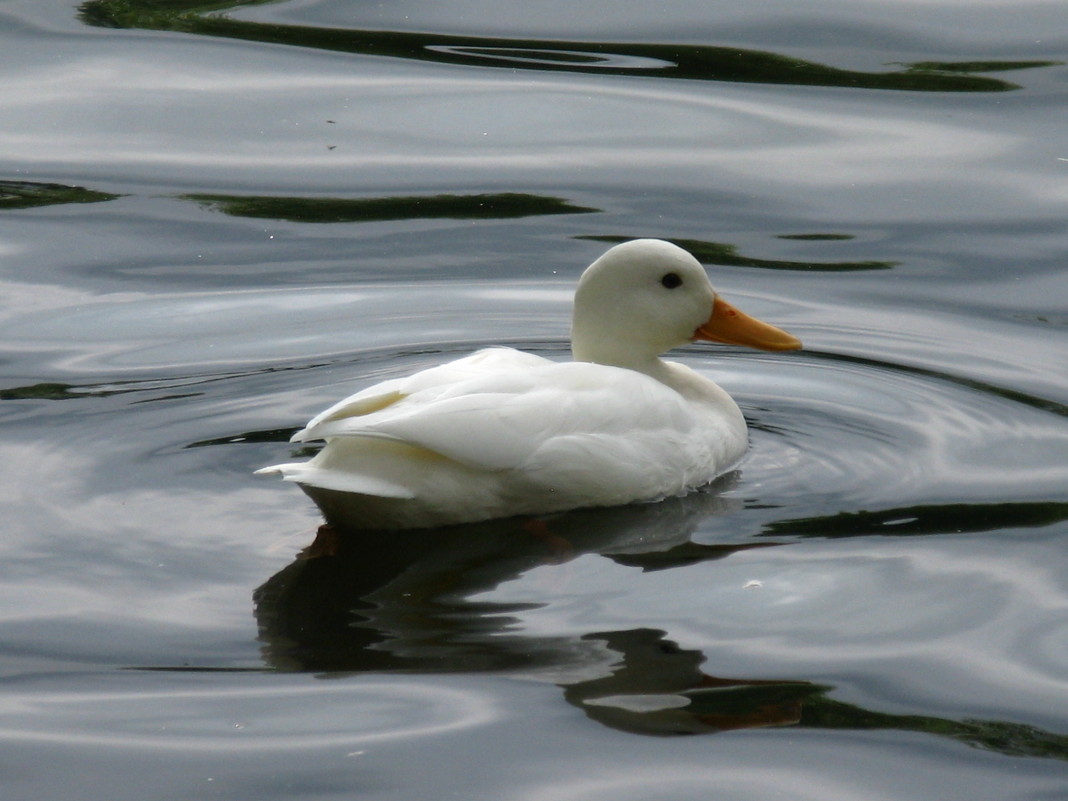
[572,340,673,384]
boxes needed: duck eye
[660,272,682,289]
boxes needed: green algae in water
[0,181,120,210]
[184,192,599,223]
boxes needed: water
[1,1,1067,798]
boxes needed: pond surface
[1,1,1067,798]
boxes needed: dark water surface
[2,1,1067,798]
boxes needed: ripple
[0,282,571,374]
[0,677,499,753]
[701,348,1068,513]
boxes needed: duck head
[571,239,800,370]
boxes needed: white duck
[257,239,800,529]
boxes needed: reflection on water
[767,502,1068,539]
[256,484,745,674]
[183,194,892,271]
[185,192,599,223]
[583,235,896,272]
[78,0,1060,92]
[0,180,119,210]
[254,504,1068,756]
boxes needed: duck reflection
[255,484,1068,755]
[560,628,816,735]
[255,477,810,733]
[256,477,751,672]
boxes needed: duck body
[269,348,747,529]
[258,239,800,529]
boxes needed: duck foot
[522,518,574,563]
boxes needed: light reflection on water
[1,0,1067,799]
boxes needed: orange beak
[693,296,801,351]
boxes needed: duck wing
[293,348,550,441]
[294,354,696,475]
